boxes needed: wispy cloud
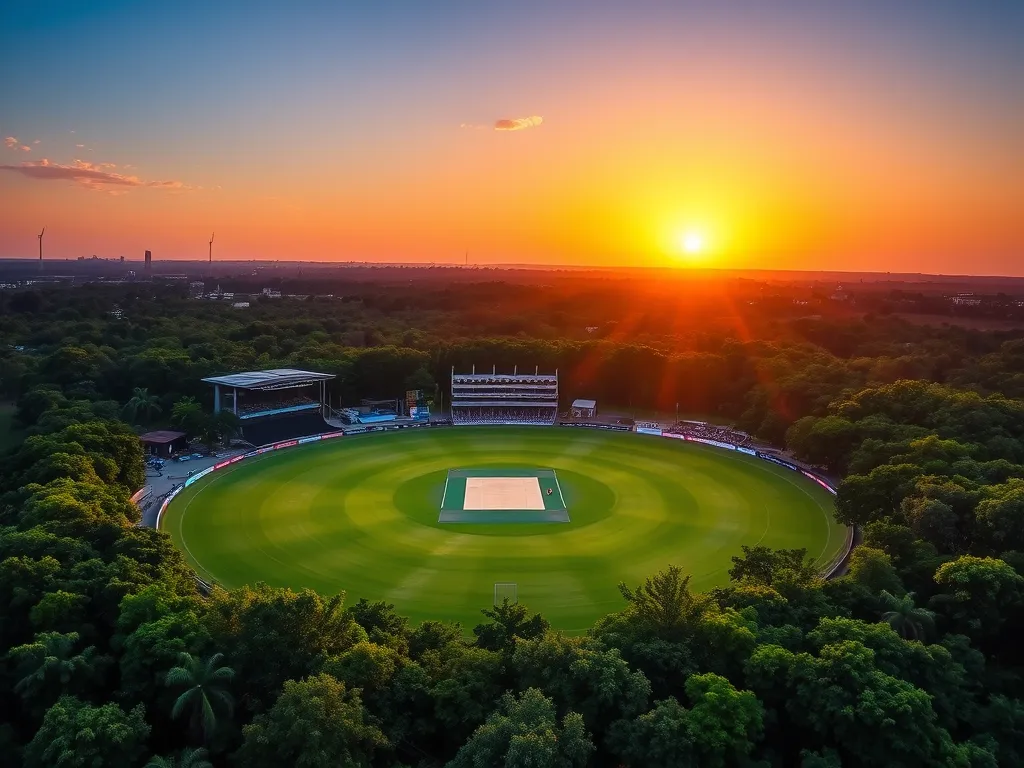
[20,145,31,152]
[75,143,84,148]
[0,158,188,193]
[33,139,40,145]
[494,115,543,131]
[4,137,18,148]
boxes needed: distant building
[189,281,205,298]
[139,430,188,458]
[951,294,982,307]
[571,399,597,418]
[144,250,152,273]
[232,301,250,309]
[261,288,282,298]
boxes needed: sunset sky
[1,1,1022,273]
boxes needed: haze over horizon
[1,1,1022,274]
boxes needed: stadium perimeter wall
[156,421,854,586]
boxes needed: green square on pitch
[439,468,570,523]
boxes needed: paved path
[138,449,246,528]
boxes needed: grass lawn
[162,426,844,632]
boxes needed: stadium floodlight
[494,582,518,606]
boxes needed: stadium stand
[666,420,752,446]
[240,412,341,446]
[451,367,558,425]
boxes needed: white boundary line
[439,470,451,519]
[551,469,569,516]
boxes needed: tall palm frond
[880,590,936,642]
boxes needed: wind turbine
[38,227,45,271]
[208,232,215,263]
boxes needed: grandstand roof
[202,368,335,391]
[572,399,597,409]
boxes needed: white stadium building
[450,366,558,425]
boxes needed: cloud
[459,122,488,130]
[0,158,188,192]
[75,143,84,148]
[21,146,31,152]
[33,139,40,144]
[4,137,18,148]
[494,115,543,131]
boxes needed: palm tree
[124,387,162,424]
[11,631,104,704]
[165,652,235,744]
[146,748,212,768]
[880,590,935,642]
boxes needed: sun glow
[681,231,705,255]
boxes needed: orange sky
[2,2,1022,274]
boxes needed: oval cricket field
[161,426,845,631]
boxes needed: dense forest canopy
[1,276,1023,766]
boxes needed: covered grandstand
[451,366,558,425]
[202,368,339,444]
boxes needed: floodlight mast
[38,227,45,271]
[208,232,215,263]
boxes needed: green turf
[162,426,845,632]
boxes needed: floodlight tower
[38,227,45,272]
[208,232,215,264]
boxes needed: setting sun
[682,231,705,254]
[678,230,708,259]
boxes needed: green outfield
[161,426,845,631]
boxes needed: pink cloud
[20,146,31,152]
[494,115,543,131]
[75,143,84,148]
[0,158,188,192]
[33,139,40,145]
[4,137,18,148]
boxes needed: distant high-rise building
[144,250,152,273]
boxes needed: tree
[728,546,818,587]
[165,651,235,744]
[171,396,204,435]
[146,748,212,768]
[879,590,935,642]
[744,639,968,767]
[608,673,763,768]
[846,546,904,594]
[124,387,162,424]
[976,481,1024,552]
[512,632,651,734]
[197,410,239,450]
[23,696,150,768]
[473,598,549,652]
[8,631,111,718]
[235,674,388,768]
[932,556,1024,642]
[427,645,506,745]
[618,565,712,638]
[204,585,365,709]
[447,687,593,768]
